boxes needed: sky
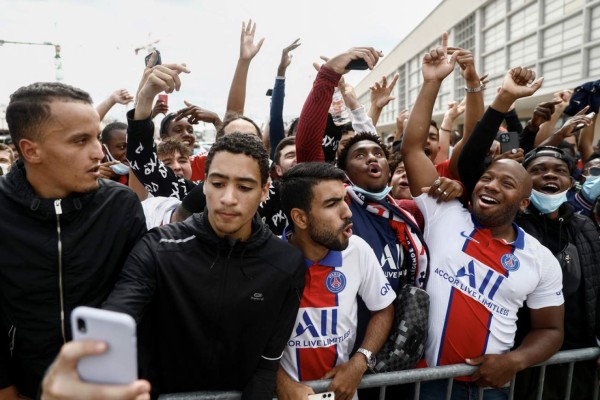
[0,0,442,133]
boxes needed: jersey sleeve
[355,237,396,312]
[526,249,564,309]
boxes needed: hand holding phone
[498,131,520,153]
[71,307,137,385]
[145,50,162,68]
[573,112,596,132]
[345,59,369,70]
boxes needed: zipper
[8,326,15,357]
[54,199,66,343]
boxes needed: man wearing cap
[511,146,600,399]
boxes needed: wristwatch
[356,348,376,370]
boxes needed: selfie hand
[42,341,151,400]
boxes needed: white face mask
[352,185,392,201]
[0,163,10,176]
[529,189,568,214]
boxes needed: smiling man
[402,34,564,399]
[103,132,305,398]
[0,82,147,399]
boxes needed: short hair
[205,132,269,185]
[584,151,600,164]
[287,118,299,137]
[279,162,347,230]
[157,138,192,159]
[6,82,93,156]
[159,113,177,136]
[523,145,575,173]
[216,114,261,139]
[0,143,15,163]
[388,152,404,178]
[274,136,296,166]
[430,120,438,130]
[337,132,389,171]
[101,122,128,144]
[340,122,354,135]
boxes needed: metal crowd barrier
[160,347,600,400]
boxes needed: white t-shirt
[141,196,180,229]
[280,235,395,383]
[413,194,563,368]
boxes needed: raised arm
[534,90,571,146]
[402,32,458,196]
[96,89,133,121]
[269,39,301,159]
[368,73,399,127]
[226,19,264,116]
[296,48,382,163]
[128,61,192,200]
[539,107,593,148]
[457,67,544,195]
[448,48,484,179]
[436,98,465,164]
[578,112,597,163]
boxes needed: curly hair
[336,132,389,171]
[205,132,269,185]
[157,138,192,159]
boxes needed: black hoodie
[0,159,147,397]
[103,210,305,399]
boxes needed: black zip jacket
[0,159,147,397]
[103,211,305,399]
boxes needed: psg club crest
[326,271,346,294]
[500,253,520,272]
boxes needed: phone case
[498,131,520,153]
[71,306,137,385]
[308,392,335,399]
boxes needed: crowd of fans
[0,20,599,400]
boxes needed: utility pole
[0,39,63,81]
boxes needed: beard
[307,216,352,251]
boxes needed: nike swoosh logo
[460,231,480,244]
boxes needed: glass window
[484,22,507,53]
[509,0,529,10]
[484,0,507,27]
[483,50,507,77]
[591,6,600,42]
[542,15,583,57]
[508,3,538,40]
[398,65,407,110]
[453,14,476,100]
[484,75,504,105]
[543,0,583,23]
[508,35,538,66]
[589,45,600,77]
[541,52,581,86]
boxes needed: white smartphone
[308,392,335,399]
[574,112,596,131]
[71,306,137,385]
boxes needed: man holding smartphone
[0,82,147,399]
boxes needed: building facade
[355,0,600,138]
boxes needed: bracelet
[439,127,452,132]
[465,84,485,93]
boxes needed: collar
[471,214,525,250]
[281,225,344,268]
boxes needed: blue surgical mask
[353,185,392,201]
[529,189,567,214]
[582,176,600,203]
[110,163,130,176]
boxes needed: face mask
[110,163,130,176]
[353,185,392,201]
[582,176,600,203]
[529,189,567,214]
[0,163,10,176]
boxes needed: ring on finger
[434,178,441,187]
[443,191,448,196]
[436,188,443,194]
